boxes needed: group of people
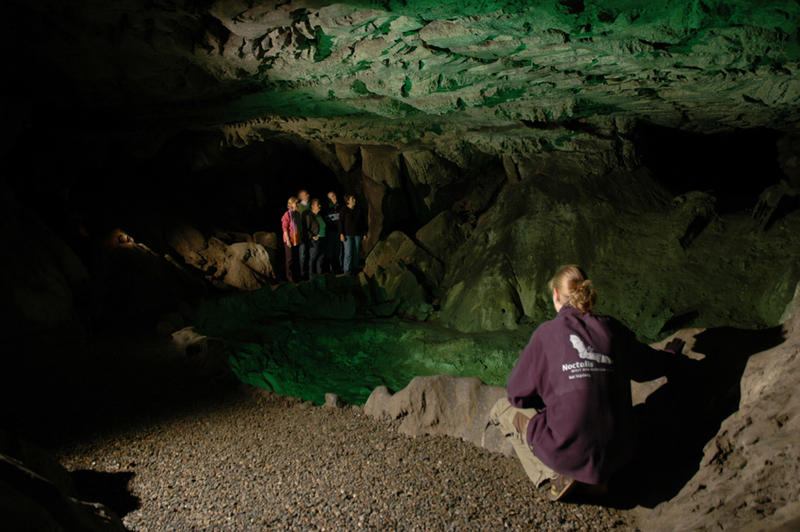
[280,189,368,283]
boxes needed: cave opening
[633,123,786,213]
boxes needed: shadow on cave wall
[600,325,786,509]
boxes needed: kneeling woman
[491,265,684,501]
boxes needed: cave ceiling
[7,0,800,151]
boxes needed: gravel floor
[56,387,637,531]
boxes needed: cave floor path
[55,387,636,531]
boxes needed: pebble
[56,388,637,531]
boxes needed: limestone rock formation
[17,0,799,142]
[196,270,442,328]
[642,284,800,531]
[4,1,800,529]
[364,230,443,318]
[436,169,800,339]
[415,210,471,264]
[364,375,512,457]
[170,326,234,384]
[167,225,277,290]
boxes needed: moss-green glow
[192,274,526,405]
[401,76,412,97]
[352,79,371,95]
[198,311,527,406]
[481,86,526,107]
[313,26,334,62]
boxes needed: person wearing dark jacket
[339,194,367,274]
[303,198,327,278]
[296,189,311,280]
[489,264,685,501]
[324,191,343,273]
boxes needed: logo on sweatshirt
[562,334,613,379]
[569,335,612,364]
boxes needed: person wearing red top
[490,265,685,501]
[281,196,301,283]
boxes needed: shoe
[548,474,577,501]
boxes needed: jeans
[298,242,309,280]
[283,244,296,283]
[309,238,325,277]
[343,235,362,274]
[326,234,343,273]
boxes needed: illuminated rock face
[8,1,800,145]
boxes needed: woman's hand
[340,234,345,242]
[513,412,530,436]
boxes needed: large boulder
[167,225,277,290]
[364,230,443,291]
[364,262,432,320]
[414,210,470,264]
[222,241,275,290]
[364,231,443,319]
[364,375,512,456]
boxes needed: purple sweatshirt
[507,304,674,484]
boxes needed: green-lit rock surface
[439,173,800,337]
[11,0,800,148]
[195,277,530,404]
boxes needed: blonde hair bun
[549,265,597,313]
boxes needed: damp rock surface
[56,387,633,531]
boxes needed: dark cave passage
[633,124,786,214]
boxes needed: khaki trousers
[488,398,555,487]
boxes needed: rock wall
[642,284,800,530]
[0,187,90,342]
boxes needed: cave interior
[2,0,800,529]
